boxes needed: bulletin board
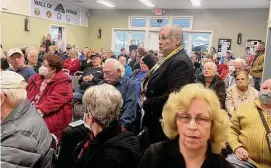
[217,39,232,54]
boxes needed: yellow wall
[88,9,268,57]
[1,12,89,50]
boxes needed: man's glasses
[176,112,212,125]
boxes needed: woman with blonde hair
[140,83,233,168]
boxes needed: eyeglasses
[176,112,212,125]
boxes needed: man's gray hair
[159,25,183,45]
[27,48,38,57]
[234,58,246,66]
[82,84,123,128]
[104,58,125,78]
[2,89,27,107]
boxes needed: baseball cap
[1,71,27,89]
[91,53,101,59]
[7,48,24,57]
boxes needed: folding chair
[72,71,83,92]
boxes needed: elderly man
[73,53,104,103]
[1,71,53,167]
[224,58,254,89]
[26,48,42,73]
[103,58,137,130]
[140,25,194,144]
[250,42,265,91]
[7,48,36,82]
[228,79,271,168]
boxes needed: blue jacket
[114,78,137,131]
[124,65,133,78]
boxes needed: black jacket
[142,49,194,143]
[129,60,140,71]
[73,121,141,168]
[143,49,194,117]
[196,74,226,109]
[80,59,93,71]
[139,137,234,168]
[79,67,103,90]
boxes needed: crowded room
[0,0,271,167]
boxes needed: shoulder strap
[256,107,271,155]
[257,108,271,133]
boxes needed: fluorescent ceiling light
[96,0,115,8]
[190,0,201,7]
[139,0,155,7]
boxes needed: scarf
[141,45,184,93]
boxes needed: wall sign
[30,0,81,25]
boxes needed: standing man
[140,25,194,145]
[250,42,265,91]
[7,48,36,82]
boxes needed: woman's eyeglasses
[176,112,212,125]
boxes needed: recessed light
[139,0,155,8]
[190,0,201,7]
[96,0,115,8]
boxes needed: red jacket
[27,71,73,142]
[64,58,80,76]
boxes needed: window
[150,18,169,27]
[114,31,129,55]
[191,33,211,52]
[130,17,146,28]
[113,30,145,55]
[172,17,192,29]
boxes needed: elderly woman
[27,54,73,142]
[139,84,233,168]
[141,25,194,144]
[65,84,141,168]
[64,49,81,76]
[226,71,259,117]
[228,79,271,168]
[196,62,226,109]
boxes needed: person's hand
[88,74,94,81]
[37,109,44,117]
[137,47,148,57]
[235,147,249,161]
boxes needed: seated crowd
[0,25,270,168]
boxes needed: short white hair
[105,58,125,78]
[82,84,123,128]
[204,62,217,72]
[234,58,246,66]
[2,89,27,107]
[27,49,38,57]
[159,25,183,45]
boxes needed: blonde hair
[82,84,123,128]
[162,83,229,154]
[204,62,217,73]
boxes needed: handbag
[256,107,271,155]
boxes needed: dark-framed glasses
[176,112,212,125]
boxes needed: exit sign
[154,8,163,16]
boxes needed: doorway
[50,25,67,52]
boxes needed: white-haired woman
[139,84,234,168]
[196,62,226,109]
[69,84,140,168]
